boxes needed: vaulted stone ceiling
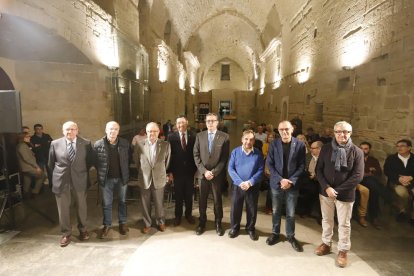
[160,0,283,81]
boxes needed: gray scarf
[331,137,353,171]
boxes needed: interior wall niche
[314,102,323,122]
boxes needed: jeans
[102,178,127,226]
[271,187,299,239]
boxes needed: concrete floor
[1,184,413,276]
[1,122,414,276]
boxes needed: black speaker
[0,90,22,133]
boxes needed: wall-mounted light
[157,43,169,83]
[297,67,310,84]
[342,66,354,71]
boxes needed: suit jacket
[193,130,230,182]
[167,131,197,177]
[266,137,306,190]
[133,139,171,189]
[48,136,93,194]
[16,142,39,174]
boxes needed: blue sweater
[228,146,264,186]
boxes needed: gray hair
[334,121,352,131]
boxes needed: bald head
[62,121,78,141]
[105,121,120,143]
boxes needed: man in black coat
[167,116,198,226]
[93,121,130,238]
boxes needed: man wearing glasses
[314,121,364,268]
[384,139,414,226]
[266,120,306,252]
[193,113,230,236]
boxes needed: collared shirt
[66,137,77,152]
[148,139,157,162]
[179,131,188,144]
[398,154,410,168]
[308,155,318,176]
[242,146,254,156]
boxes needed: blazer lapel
[143,140,152,166]
[276,140,283,168]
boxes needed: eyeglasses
[206,120,217,124]
[278,128,291,132]
[334,130,351,135]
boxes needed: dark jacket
[94,137,130,186]
[167,131,197,177]
[266,137,306,190]
[384,153,414,186]
[316,142,364,202]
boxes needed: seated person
[384,139,414,226]
[16,133,45,198]
[297,141,323,220]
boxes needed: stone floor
[1,184,413,276]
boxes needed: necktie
[181,133,186,151]
[208,133,214,153]
[68,142,75,162]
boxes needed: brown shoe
[315,243,331,256]
[158,224,166,232]
[99,226,111,239]
[174,217,181,226]
[119,224,129,235]
[337,250,348,267]
[60,235,71,247]
[142,226,151,234]
[359,216,368,227]
[79,230,90,241]
[372,218,381,230]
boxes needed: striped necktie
[68,142,75,162]
[208,133,214,153]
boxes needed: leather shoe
[185,216,195,224]
[228,229,239,238]
[100,226,111,239]
[216,224,224,236]
[158,224,166,232]
[79,230,90,241]
[174,217,181,226]
[119,224,129,235]
[195,225,205,235]
[60,235,71,247]
[288,237,303,252]
[337,250,348,267]
[142,226,151,234]
[266,234,279,245]
[315,243,331,256]
[359,216,368,227]
[247,230,258,241]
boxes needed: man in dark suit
[48,121,93,247]
[193,113,230,236]
[167,115,197,226]
[266,120,306,252]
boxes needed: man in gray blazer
[193,113,230,236]
[48,121,93,247]
[134,122,171,234]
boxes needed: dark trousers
[199,178,223,226]
[298,178,320,216]
[230,184,259,231]
[174,175,194,218]
[361,176,388,219]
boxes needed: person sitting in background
[132,128,147,147]
[357,142,389,229]
[262,133,275,215]
[297,134,311,154]
[319,128,333,144]
[305,127,320,144]
[254,125,267,143]
[384,139,414,226]
[16,133,45,198]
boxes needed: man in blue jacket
[266,120,306,252]
[228,130,264,240]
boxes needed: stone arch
[0,67,15,90]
